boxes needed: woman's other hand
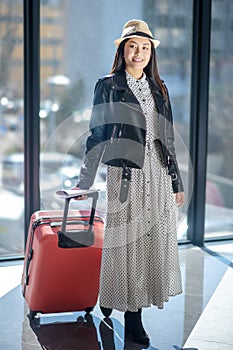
[175,191,185,207]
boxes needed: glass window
[205,0,233,239]
[143,1,193,240]
[40,0,193,240]
[0,0,24,258]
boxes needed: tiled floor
[0,241,233,350]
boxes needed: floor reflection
[24,313,100,349]
[22,308,199,350]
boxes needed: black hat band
[123,31,154,40]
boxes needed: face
[123,37,152,76]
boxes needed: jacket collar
[111,70,129,90]
[112,70,164,96]
[146,76,166,113]
[111,70,165,114]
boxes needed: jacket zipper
[110,125,117,144]
[118,124,123,143]
[163,104,169,166]
[110,124,123,144]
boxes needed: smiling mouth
[133,57,143,62]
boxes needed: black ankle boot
[124,310,149,346]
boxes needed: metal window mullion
[188,0,212,246]
[24,0,40,249]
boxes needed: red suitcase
[22,190,104,319]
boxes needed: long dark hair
[110,39,167,98]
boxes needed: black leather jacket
[78,70,184,193]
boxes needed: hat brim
[114,35,160,49]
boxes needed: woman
[76,20,185,346]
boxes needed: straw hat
[114,19,160,48]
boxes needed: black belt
[119,164,131,203]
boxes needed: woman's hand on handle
[71,186,88,200]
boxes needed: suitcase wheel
[85,307,94,314]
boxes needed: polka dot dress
[99,72,182,312]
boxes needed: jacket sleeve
[164,86,184,193]
[78,80,108,189]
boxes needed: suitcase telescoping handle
[61,190,99,234]
[56,189,100,248]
